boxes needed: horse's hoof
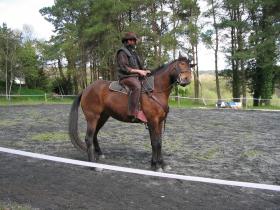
[94,167,104,172]
[99,154,106,159]
[156,168,163,172]
[163,165,171,171]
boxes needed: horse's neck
[153,66,173,97]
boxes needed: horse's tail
[69,93,87,152]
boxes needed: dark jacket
[116,46,143,79]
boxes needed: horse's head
[171,56,195,87]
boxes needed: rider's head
[122,32,138,47]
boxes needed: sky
[0,0,226,71]
[0,0,55,40]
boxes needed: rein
[142,61,189,115]
[142,60,191,131]
[148,80,177,94]
[145,61,191,94]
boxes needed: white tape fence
[1,94,280,108]
[169,95,280,108]
[0,147,280,192]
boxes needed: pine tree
[246,0,279,106]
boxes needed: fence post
[44,93,47,103]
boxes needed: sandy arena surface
[0,104,279,209]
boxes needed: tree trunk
[58,58,65,80]
[68,58,78,94]
[237,7,246,107]
[211,0,221,100]
[231,10,240,102]
[90,58,93,83]
[192,45,199,103]
[240,61,246,106]
[5,36,9,100]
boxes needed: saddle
[109,76,154,95]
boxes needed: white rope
[0,94,76,97]
[169,96,280,102]
[0,146,279,192]
[0,94,45,97]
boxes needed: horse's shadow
[71,145,151,169]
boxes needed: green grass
[0,86,76,105]
[191,146,221,161]
[30,132,68,142]
[0,120,19,127]
[169,74,280,109]
[0,202,36,210]
[241,149,262,159]
[15,87,45,95]
[169,97,215,108]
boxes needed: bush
[0,80,5,94]
[51,78,73,95]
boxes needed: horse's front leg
[148,121,166,171]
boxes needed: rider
[116,32,151,123]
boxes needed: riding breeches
[119,76,141,116]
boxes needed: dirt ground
[0,104,279,210]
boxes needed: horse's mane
[150,56,190,76]
[150,60,175,75]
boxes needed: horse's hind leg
[85,115,100,163]
[85,125,95,162]
[93,113,109,160]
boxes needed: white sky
[0,0,226,70]
[0,0,55,40]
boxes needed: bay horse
[69,56,193,171]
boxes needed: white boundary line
[0,146,280,192]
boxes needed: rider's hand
[138,70,151,76]
[130,68,151,76]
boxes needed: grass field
[170,74,280,109]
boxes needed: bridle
[174,61,192,85]
[149,60,192,93]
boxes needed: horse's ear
[178,51,182,58]
[190,63,197,68]
[188,55,193,62]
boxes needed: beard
[125,42,136,50]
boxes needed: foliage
[0,23,48,93]
[0,0,279,107]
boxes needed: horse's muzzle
[179,80,191,87]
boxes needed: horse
[69,55,194,171]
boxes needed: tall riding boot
[128,88,140,117]
[120,77,147,123]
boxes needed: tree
[218,0,252,105]
[38,0,279,102]
[0,23,21,98]
[40,0,85,93]
[18,42,40,89]
[202,0,222,101]
[246,0,279,106]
